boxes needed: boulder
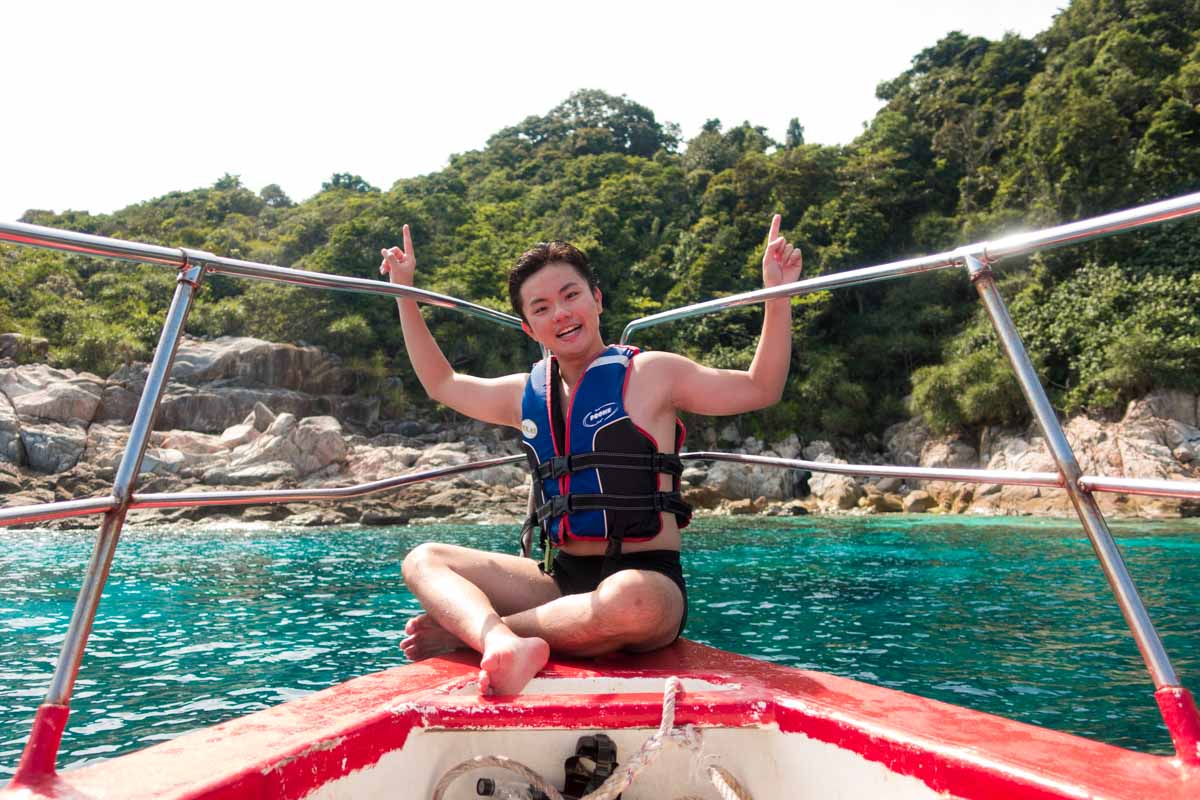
[170,336,353,395]
[0,333,49,361]
[226,415,346,479]
[290,416,348,475]
[82,424,131,469]
[718,422,740,445]
[20,422,87,473]
[801,441,863,510]
[703,458,796,501]
[219,423,259,450]
[884,418,933,466]
[203,460,298,486]
[875,476,904,493]
[682,484,723,509]
[1125,390,1199,427]
[771,433,801,460]
[245,402,276,432]
[0,365,104,426]
[349,445,423,483]
[0,392,25,465]
[902,490,937,513]
[472,463,528,488]
[96,363,147,424]
[414,443,472,470]
[159,430,226,454]
[859,489,904,513]
[725,497,767,515]
[155,386,312,434]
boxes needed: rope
[429,676,754,800]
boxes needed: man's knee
[401,542,455,588]
[594,571,682,642]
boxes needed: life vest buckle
[538,455,572,480]
[537,494,574,523]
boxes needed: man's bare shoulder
[632,350,699,374]
[627,351,697,407]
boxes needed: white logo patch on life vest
[582,402,618,428]
[521,418,538,439]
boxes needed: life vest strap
[534,452,684,481]
[536,491,692,524]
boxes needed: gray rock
[875,476,904,493]
[219,423,259,450]
[244,402,276,432]
[203,460,298,485]
[902,490,937,512]
[704,459,797,501]
[264,412,296,438]
[718,423,740,445]
[802,440,836,461]
[170,336,352,395]
[1125,390,1199,427]
[155,386,313,434]
[681,465,708,486]
[0,333,49,361]
[771,434,801,460]
[225,414,344,479]
[20,422,87,473]
[0,365,103,426]
[884,418,932,465]
[0,391,25,465]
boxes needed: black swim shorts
[550,549,688,641]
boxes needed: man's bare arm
[380,225,524,429]
[663,214,802,416]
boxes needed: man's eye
[567,291,579,299]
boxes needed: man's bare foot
[478,635,550,696]
[400,614,467,661]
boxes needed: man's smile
[556,324,582,339]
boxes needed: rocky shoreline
[2,333,1198,530]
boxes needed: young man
[379,216,801,695]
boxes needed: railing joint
[178,248,213,287]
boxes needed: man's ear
[521,320,533,338]
[594,287,603,314]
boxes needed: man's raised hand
[379,224,417,287]
[762,214,803,289]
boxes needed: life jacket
[520,344,692,548]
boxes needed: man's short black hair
[508,241,598,321]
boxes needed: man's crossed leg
[400,542,685,695]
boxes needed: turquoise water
[1,516,1198,776]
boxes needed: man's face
[519,262,603,357]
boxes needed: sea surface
[1,515,1198,776]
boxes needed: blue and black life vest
[520,345,692,549]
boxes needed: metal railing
[2,191,1200,779]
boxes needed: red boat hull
[4,640,1196,799]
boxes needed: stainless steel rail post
[9,259,206,784]
[965,253,1200,762]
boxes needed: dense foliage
[3,1,1199,443]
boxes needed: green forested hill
[3,0,1199,443]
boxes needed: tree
[322,173,379,193]
[785,118,805,148]
[259,184,294,208]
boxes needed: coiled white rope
[429,676,753,800]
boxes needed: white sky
[1,0,1065,222]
